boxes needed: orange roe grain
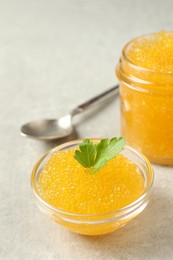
[38,150,144,215]
[127,31,173,72]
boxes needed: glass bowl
[31,139,154,236]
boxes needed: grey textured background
[0,0,173,259]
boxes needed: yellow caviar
[38,150,144,215]
[127,31,173,72]
[117,31,173,164]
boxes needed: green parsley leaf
[93,137,126,172]
[74,139,97,168]
[74,137,125,173]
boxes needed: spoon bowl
[21,115,73,140]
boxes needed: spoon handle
[71,85,119,116]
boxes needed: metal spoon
[20,85,119,140]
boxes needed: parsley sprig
[74,137,125,173]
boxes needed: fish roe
[116,31,173,165]
[38,150,144,215]
[127,31,173,72]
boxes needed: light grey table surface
[0,0,173,259]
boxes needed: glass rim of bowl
[31,139,154,221]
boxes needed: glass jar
[116,33,173,165]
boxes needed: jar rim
[122,31,173,76]
[31,139,154,220]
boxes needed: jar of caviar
[116,31,173,165]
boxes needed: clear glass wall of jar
[116,34,173,165]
